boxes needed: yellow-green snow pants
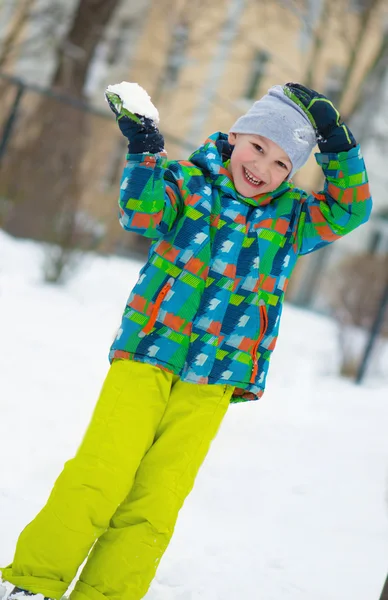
[2,359,233,600]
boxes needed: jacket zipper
[141,279,173,335]
[250,301,268,384]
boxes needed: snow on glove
[105,82,164,154]
[283,82,356,153]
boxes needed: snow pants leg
[2,359,233,600]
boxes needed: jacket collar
[189,132,293,207]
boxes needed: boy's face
[227,133,292,196]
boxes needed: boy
[0,82,372,600]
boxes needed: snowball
[105,82,159,123]
[293,125,316,145]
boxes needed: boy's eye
[252,143,263,153]
[277,161,288,170]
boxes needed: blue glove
[105,90,164,154]
[284,83,356,153]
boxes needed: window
[84,17,137,98]
[106,19,135,65]
[324,64,344,106]
[299,0,323,51]
[369,211,388,254]
[244,49,270,100]
[368,231,382,253]
[164,21,189,87]
[350,0,371,12]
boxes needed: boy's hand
[105,90,164,154]
[284,83,356,153]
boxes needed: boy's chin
[236,182,271,197]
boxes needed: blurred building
[0,0,387,301]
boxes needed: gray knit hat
[229,85,317,177]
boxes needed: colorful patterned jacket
[110,132,372,402]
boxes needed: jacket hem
[109,349,264,402]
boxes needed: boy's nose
[254,159,270,180]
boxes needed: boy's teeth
[244,167,262,185]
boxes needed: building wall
[88,0,386,187]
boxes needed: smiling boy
[1,82,372,600]
[227,133,292,194]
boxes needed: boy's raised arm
[105,83,183,239]
[296,146,372,255]
[284,83,373,255]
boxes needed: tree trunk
[3,0,120,258]
[52,0,121,98]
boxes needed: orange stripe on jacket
[327,184,354,204]
[315,224,341,242]
[356,182,371,201]
[131,210,163,229]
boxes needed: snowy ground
[0,230,387,600]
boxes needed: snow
[293,126,314,145]
[105,82,159,123]
[0,229,387,600]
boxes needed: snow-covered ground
[0,230,387,600]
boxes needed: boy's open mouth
[243,166,265,188]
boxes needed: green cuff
[70,581,107,600]
[0,567,68,600]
